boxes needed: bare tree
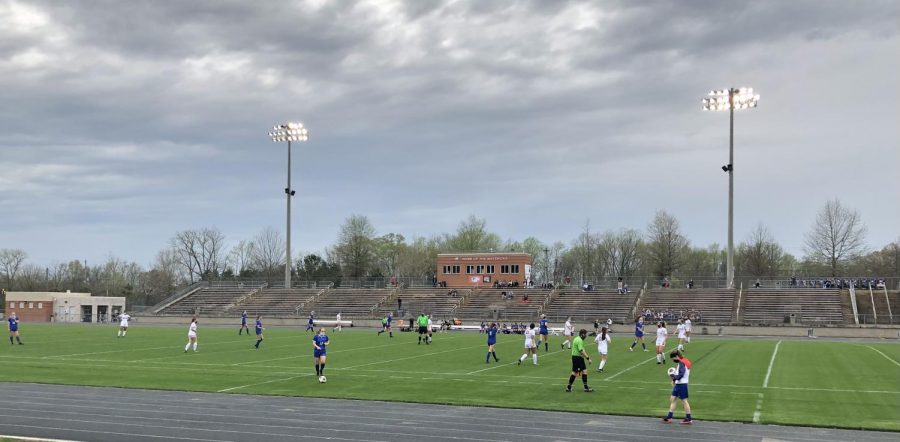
[228,240,256,277]
[804,199,868,277]
[251,227,286,282]
[170,228,227,283]
[0,248,27,289]
[738,223,785,277]
[645,211,689,278]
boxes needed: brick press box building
[4,291,126,323]
[436,253,533,287]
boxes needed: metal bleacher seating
[157,285,258,316]
[543,289,637,323]
[455,288,550,321]
[299,288,391,320]
[640,289,735,324]
[742,288,845,324]
[225,288,320,317]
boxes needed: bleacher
[226,288,320,317]
[157,286,258,316]
[455,288,550,321]
[742,289,845,324]
[382,288,465,320]
[640,289,735,324]
[543,290,637,323]
[299,288,391,320]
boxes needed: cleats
[597,368,603,373]
[661,418,672,424]
[628,347,633,352]
[583,386,594,392]
[565,385,572,393]
[517,359,522,366]
[680,419,693,425]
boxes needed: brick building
[436,253,533,287]
[5,292,126,323]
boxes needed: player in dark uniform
[306,312,315,332]
[313,328,329,381]
[630,316,648,352]
[538,314,550,352]
[239,310,250,335]
[566,329,593,393]
[485,323,500,363]
[254,316,265,349]
[7,312,23,345]
[416,313,428,345]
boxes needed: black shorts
[418,326,427,334]
[571,356,587,372]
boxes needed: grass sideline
[2,323,899,431]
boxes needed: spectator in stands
[687,280,694,289]
[755,279,761,288]
[397,298,402,312]
[523,293,529,302]
[662,277,670,288]
[617,277,625,294]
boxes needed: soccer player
[117,311,131,338]
[629,316,648,352]
[538,314,550,352]
[426,314,434,344]
[333,312,342,333]
[485,322,500,363]
[238,310,249,335]
[416,313,428,345]
[655,321,668,364]
[561,317,574,349]
[518,323,538,366]
[184,317,198,353]
[565,329,593,392]
[593,319,600,335]
[254,316,265,349]
[7,312,22,345]
[676,319,687,352]
[313,327,330,381]
[306,311,315,332]
[662,349,693,424]
[684,317,692,343]
[594,326,611,372]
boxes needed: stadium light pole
[268,122,309,289]
[702,88,759,289]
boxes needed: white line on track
[866,345,900,367]
[0,434,78,442]
[763,340,782,388]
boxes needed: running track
[0,383,892,442]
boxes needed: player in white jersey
[333,312,342,332]
[594,326,611,372]
[684,318,692,343]
[117,312,131,337]
[676,319,687,352]
[655,321,668,364]
[184,317,198,353]
[518,323,538,366]
[427,315,434,344]
[561,317,574,349]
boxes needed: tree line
[1,199,897,306]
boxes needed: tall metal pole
[727,89,735,289]
[285,140,292,289]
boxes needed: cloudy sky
[1,0,898,267]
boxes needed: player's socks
[192,343,198,352]
[255,339,261,348]
[532,354,538,365]
[567,375,576,388]
[16,337,22,344]
[377,330,383,335]
[582,374,592,391]
[315,364,321,376]
[685,413,692,421]
[184,343,190,352]
[9,337,12,344]
[319,363,325,375]
[666,411,674,420]
[492,351,499,361]
[519,354,526,364]
[642,343,647,350]
[389,332,393,338]
[122,331,126,337]
[544,342,548,352]
[599,360,606,370]
[486,352,491,363]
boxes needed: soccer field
[2,324,899,432]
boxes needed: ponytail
[601,326,608,341]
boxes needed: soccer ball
[667,367,677,376]
[318,375,327,383]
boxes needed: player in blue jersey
[377,312,393,337]
[485,322,500,363]
[306,311,315,332]
[254,316,265,349]
[7,312,23,345]
[238,310,250,335]
[313,328,330,381]
[662,349,693,424]
[538,314,550,352]
[629,316,648,352]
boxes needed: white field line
[45,338,247,359]
[340,341,491,370]
[465,346,566,375]
[604,355,658,381]
[752,392,764,423]
[866,345,900,368]
[217,374,311,392]
[762,340,782,388]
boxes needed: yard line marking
[217,374,310,392]
[604,355,657,381]
[465,347,565,375]
[866,345,900,368]
[751,392,764,423]
[762,340,781,388]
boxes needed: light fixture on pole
[268,122,309,289]
[702,88,759,289]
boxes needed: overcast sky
[1,0,898,267]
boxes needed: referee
[566,329,594,392]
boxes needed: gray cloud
[1,0,897,265]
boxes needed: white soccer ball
[319,375,327,383]
[667,367,677,376]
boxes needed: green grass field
[3,324,899,432]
